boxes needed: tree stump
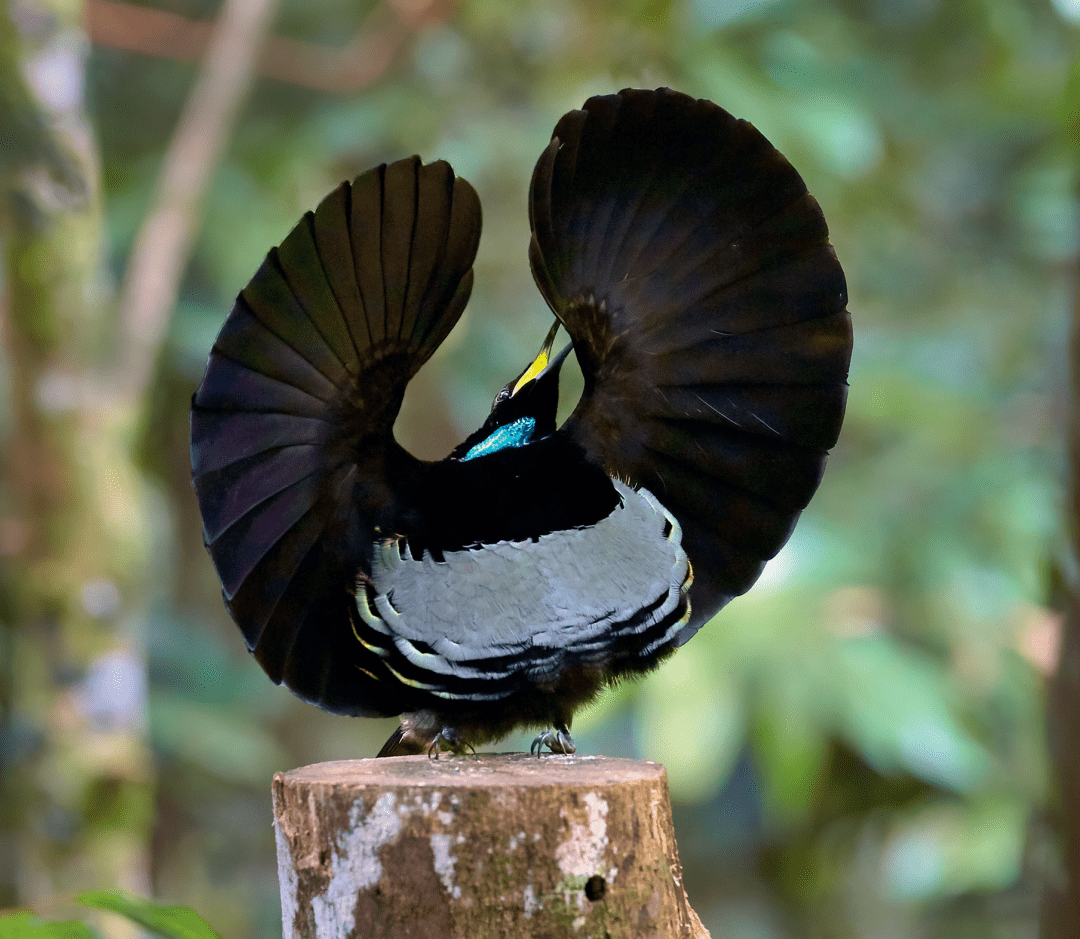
[272,753,710,939]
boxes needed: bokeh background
[1,0,1078,936]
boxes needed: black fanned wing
[529,87,851,641]
[190,156,481,714]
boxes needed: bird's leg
[427,726,476,760]
[530,721,576,756]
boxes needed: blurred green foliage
[0,892,221,939]
[77,890,221,939]
[4,0,1072,935]
[0,914,97,939]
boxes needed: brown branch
[114,0,280,397]
[110,0,447,396]
[86,0,213,64]
[86,0,449,93]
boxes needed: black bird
[190,88,851,757]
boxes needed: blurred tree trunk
[0,0,153,908]
[1042,177,1080,937]
[0,0,279,913]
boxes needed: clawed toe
[426,727,475,759]
[530,725,576,756]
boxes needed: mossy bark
[0,0,153,907]
[273,754,711,939]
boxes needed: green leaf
[751,682,830,825]
[76,892,220,939]
[149,692,288,785]
[0,913,98,939]
[833,636,992,792]
[636,647,745,803]
[881,797,1027,899]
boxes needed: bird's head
[451,320,572,462]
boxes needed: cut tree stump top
[272,753,710,939]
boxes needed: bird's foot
[427,726,475,760]
[530,725,576,756]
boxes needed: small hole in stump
[585,875,606,901]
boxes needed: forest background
[1,0,1078,937]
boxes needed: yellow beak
[512,320,561,396]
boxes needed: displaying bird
[190,87,851,757]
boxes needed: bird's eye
[492,387,511,408]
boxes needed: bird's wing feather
[528,87,851,639]
[190,156,481,714]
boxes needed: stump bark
[272,753,710,939]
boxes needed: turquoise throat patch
[461,417,536,461]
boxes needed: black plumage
[190,88,851,756]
